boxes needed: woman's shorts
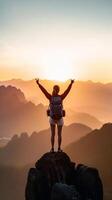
[49,117,64,126]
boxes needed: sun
[44,63,74,82]
[39,48,74,81]
[43,63,73,82]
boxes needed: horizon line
[0,78,112,84]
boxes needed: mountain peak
[101,122,112,132]
[0,85,26,105]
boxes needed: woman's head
[52,85,60,95]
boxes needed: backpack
[47,96,65,120]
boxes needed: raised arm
[35,79,51,100]
[61,80,75,100]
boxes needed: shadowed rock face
[35,152,75,187]
[25,152,103,200]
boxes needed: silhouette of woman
[35,79,74,152]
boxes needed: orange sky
[0,0,112,82]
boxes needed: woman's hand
[71,79,75,84]
[35,78,39,84]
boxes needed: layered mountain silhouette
[0,123,91,166]
[0,123,112,200]
[1,79,112,122]
[65,110,102,128]
[0,85,101,137]
[0,80,112,200]
[65,123,112,199]
[0,85,48,137]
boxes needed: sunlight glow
[39,47,75,81]
[0,36,112,82]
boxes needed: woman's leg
[50,124,56,151]
[57,125,63,151]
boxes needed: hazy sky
[0,0,112,81]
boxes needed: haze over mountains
[0,123,112,200]
[0,79,112,122]
[0,79,112,200]
[0,85,48,137]
[0,123,91,166]
[0,85,101,137]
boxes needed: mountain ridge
[65,123,112,194]
[0,123,92,166]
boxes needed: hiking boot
[50,148,54,153]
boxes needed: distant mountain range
[0,123,91,166]
[0,85,48,137]
[65,123,112,196]
[65,110,102,128]
[0,85,101,137]
[0,79,112,122]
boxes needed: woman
[35,79,74,152]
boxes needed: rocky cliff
[25,152,103,200]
